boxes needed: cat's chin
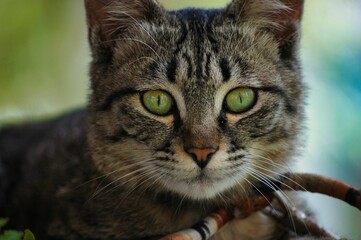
[161,175,238,200]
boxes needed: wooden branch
[161,173,361,240]
[253,173,361,211]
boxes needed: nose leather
[185,147,218,169]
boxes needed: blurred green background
[0,0,360,238]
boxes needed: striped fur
[84,0,308,239]
[0,0,309,239]
[4,0,347,239]
[87,0,305,201]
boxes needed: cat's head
[85,0,305,201]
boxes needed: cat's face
[86,0,304,201]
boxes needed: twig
[161,173,361,240]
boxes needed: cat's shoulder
[0,108,87,150]
[0,109,88,203]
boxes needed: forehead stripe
[174,18,188,54]
[219,58,231,82]
[182,53,193,79]
[204,53,212,79]
[166,58,177,82]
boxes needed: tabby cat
[0,0,314,239]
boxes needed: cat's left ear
[225,0,304,56]
[85,0,164,61]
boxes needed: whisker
[75,160,147,191]
[245,166,300,211]
[76,151,163,189]
[244,167,298,234]
[237,174,274,209]
[141,171,166,194]
[244,154,308,192]
[88,162,157,200]
[120,167,162,197]
[245,167,297,207]
[73,168,122,190]
[246,167,312,236]
[246,149,291,172]
[114,170,165,211]
[174,191,188,217]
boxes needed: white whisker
[245,153,308,193]
[88,155,160,200]
[244,167,298,233]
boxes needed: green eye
[142,90,174,116]
[225,88,256,113]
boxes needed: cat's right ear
[85,0,164,61]
[224,0,304,59]
[85,0,116,60]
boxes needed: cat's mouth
[191,171,213,183]
[160,169,240,200]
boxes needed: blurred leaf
[0,219,8,229]
[23,230,35,240]
[0,230,23,240]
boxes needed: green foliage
[23,230,35,240]
[0,230,23,240]
[0,219,35,240]
[0,219,8,229]
[0,0,88,121]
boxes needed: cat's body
[0,110,284,239]
[0,0,316,239]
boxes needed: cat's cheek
[226,114,243,126]
[247,140,296,175]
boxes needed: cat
[0,0,318,239]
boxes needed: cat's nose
[185,146,218,169]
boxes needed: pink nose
[185,147,218,169]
